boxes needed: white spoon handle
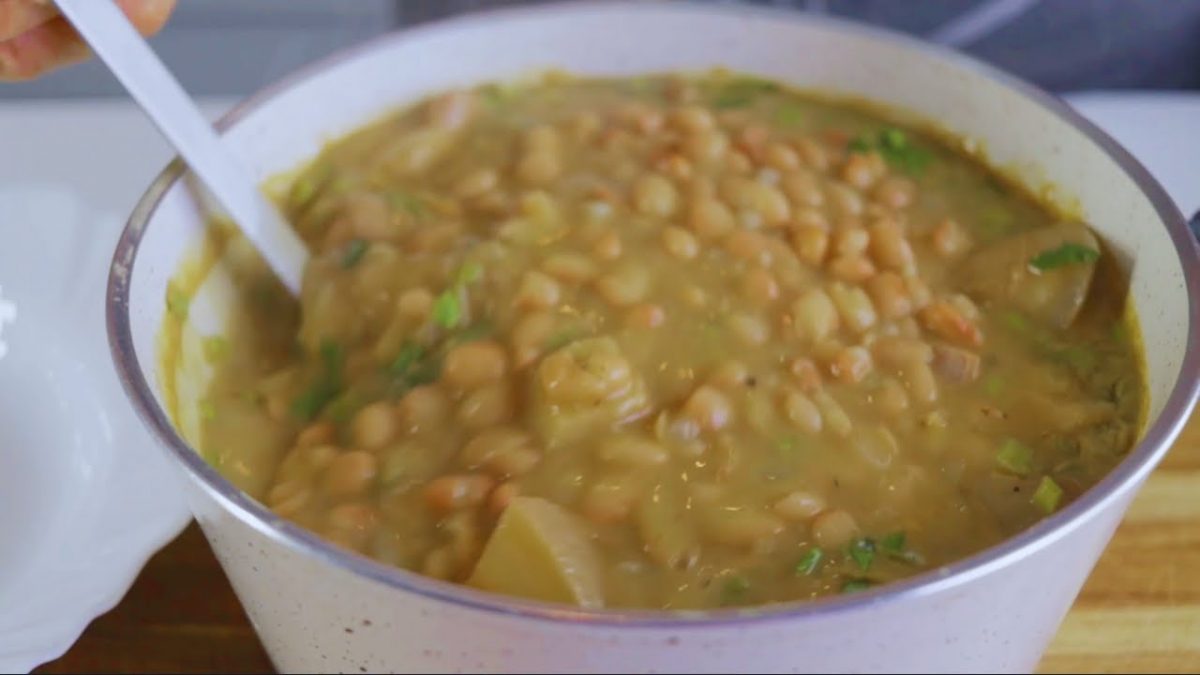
[56,0,308,295]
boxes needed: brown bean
[424,474,495,512]
[542,253,598,284]
[704,508,786,547]
[672,105,716,133]
[397,287,434,323]
[596,262,651,307]
[868,216,915,273]
[396,385,451,434]
[625,303,666,329]
[781,388,823,434]
[513,270,562,311]
[724,230,773,265]
[828,283,878,334]
[828,255,877,283]
[773,490,827,521]
[662,226,700,260]
[830,346,873,384]
[460,426,537,476]
[764,142,802,171]
[511,311,557,368]
[592,230,622,260]
[729,312,770,347]
[791,226,830,267]
[633,173,680,217]
[721,177,791,225]
[454,168,498,199]
[866,271,914,319]
[792,288,839,343]
[811,509,860,548]
[296,421,335,448]
[267,480,311,518]
[682,385,733,432]
[443,340,509,391]
[872,336,934,370]
[873,176,915,210]
[597,435,671,467]
[789,357,823,393]
[323,450,378,499]
[741,267,780,306]
[689,198,736,238]
[488,482,520,516]
[351,401,398,451]
[932,217,971,257]
[457,381,515,428]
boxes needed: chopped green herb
[983,373,1005,397]
[848,128,932,175]
[877,531,924,565]
[996,438,1034,476]
[880,128,908,151]
[848,538,876,571]
[432,291,462,329]
[389,341,425,378]
[166,283,190,320]
[796,548,824,576]
[841,578,872,594]
[877,136,932,176]
[450,321,495,345]
[712,78,779,109]
[1001,311,1031,334]
[544,326,588,352]
[290,378,339,421]
[455,261,484,286]
[1029,243,1100,271]
[776,435,803,452]
[325,390,364,425]
[1056,346,1096,372]
[774,104,804,126]
[405,358,442,387]
[341,239,369,268]
[847,136,872,154]
[202,336,229,363]
[198,399,216,421]
[291,339,345,421]
[1110,322,1129,343]
[319,339,344,371]
[880,532,907,555]
[288,175,320,209]
[388,191,426,218]
[720,575,752,603]
[1033,476,1064,513]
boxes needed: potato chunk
[467,497,604,608]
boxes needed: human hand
[1,0,175,80]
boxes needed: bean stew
[185,72,1144,610]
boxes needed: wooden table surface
[36,415,1200,674]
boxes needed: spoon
[56,0,308,296]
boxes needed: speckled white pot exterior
[108,3,1200,673]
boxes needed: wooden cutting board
[37,415,1200,673]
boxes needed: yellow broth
[191,72,1144,609]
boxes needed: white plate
[0,185,191,673]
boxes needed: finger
[116,0,175,36]
[0,16,87,81]
[0,0,176,81]
[0,0,58,42]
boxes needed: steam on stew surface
[192,72,1144,610]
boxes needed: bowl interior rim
[106,0,1200,627]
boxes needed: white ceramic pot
[107,3,1200,673]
